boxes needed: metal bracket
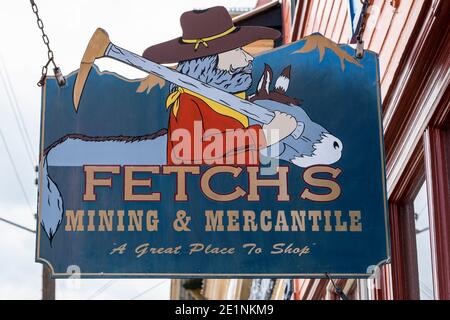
[352,0,371,59]
[53,67,66,86]
[356,36,365,59]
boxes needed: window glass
[413,182,435,300]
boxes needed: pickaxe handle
[73,29,304,139]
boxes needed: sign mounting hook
[355,0,371,59]
[29,0,66,87]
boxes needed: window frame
[382,0,450,300]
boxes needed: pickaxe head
[73,28,111,111]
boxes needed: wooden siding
[288,0,450,301]
[296,0,426,100]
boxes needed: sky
[0,0,257,300]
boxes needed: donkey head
[249,64,343,168]
[249,64,302,106]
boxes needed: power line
[0,130,34,213]
[0,216,35,233]
[130,280,169,300]
[0,72,37,170]
[87,280,116,300]
[0,57,37,168]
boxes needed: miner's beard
[207,62,253,93]
[175,55,253,94]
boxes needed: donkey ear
[275,65,291,93]
[257,64,273,95]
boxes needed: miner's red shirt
[167,93,267,165]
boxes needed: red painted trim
[310,279,328,300]
[293,279,301,300]
[381,264,393,300]
[301,279,315,299]
[281,0,450,301]
[384,1,449,300]
[281,0,292,44]
[375,265,389,300]
[383,0,450,161]
[388,202,407,299]
[386,132,425,300]
[389,143,425,203]
[290,0,311,41]
[424,126,450,300]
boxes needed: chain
[30,0,65,86]
[325,273,349,300]
[355,0,371,59]
[356,0,370,42]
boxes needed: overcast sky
[0,0,257,300]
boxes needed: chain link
[356,0,370,43]
[355,0,370,59]
[30,0,65,86]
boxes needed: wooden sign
[36,7,389,278]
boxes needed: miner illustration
[142,6,297,165]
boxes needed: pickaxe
[73,28,304,139]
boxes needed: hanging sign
[36,6,389,278]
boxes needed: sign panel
[36,29,389,278]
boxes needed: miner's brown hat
[143,6,280,64]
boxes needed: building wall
[285,0,450,300]
[292,0,426,99]
[170,1,450,300]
